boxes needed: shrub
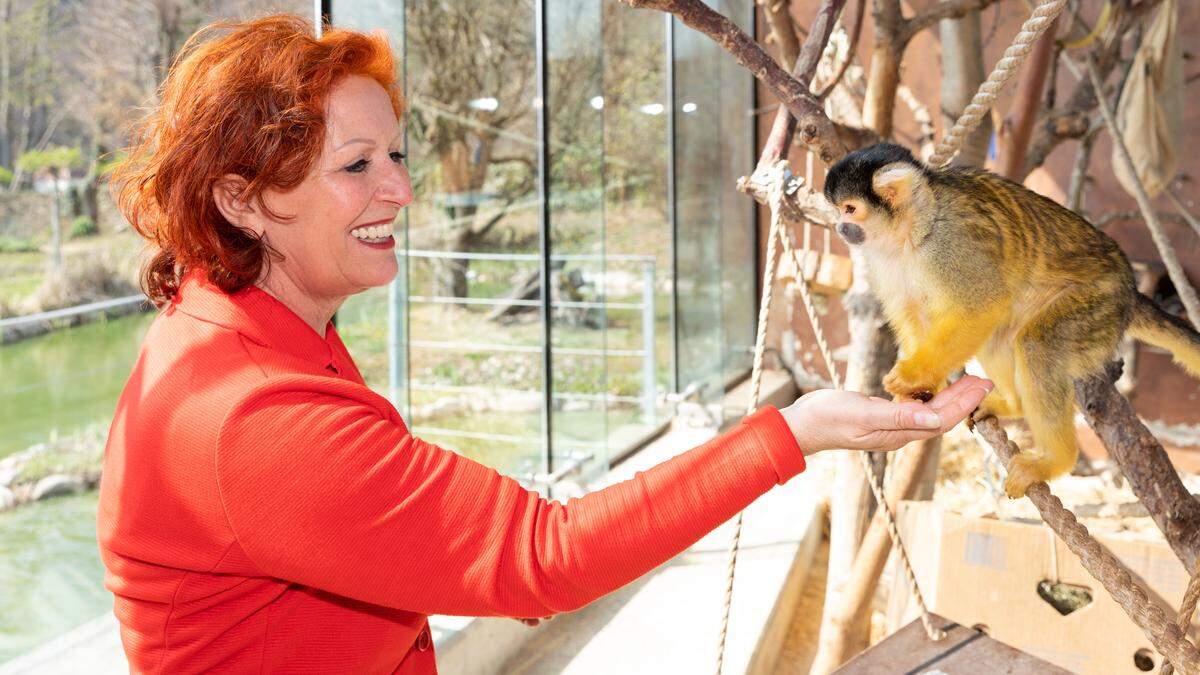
[70,215,98,238]
[0,166,11,187]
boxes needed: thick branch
[625,0,846,163]
[792,0,848,93]
[1075,362,1200,572]
[761,0,802,68]
[758,0,847,167]
[899,0,999,44]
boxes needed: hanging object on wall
[1110,0,1181,199]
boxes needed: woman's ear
[212,174,262,236]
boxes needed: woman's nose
[379,161,413,208]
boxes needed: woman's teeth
[350,223,393,241]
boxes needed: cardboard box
[886,501,1199,674]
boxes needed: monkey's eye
[843,204,856,215]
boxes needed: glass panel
[343,1,545,477]
[671,0,756,413]
[0,1,312,663]
[672,9,725,407]
[547,0,608,477]
[718,2,757,385]
[600,6,672,460]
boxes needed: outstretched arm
[216,374,989,618]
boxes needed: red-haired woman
[97,13,990,673]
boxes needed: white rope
[714,179,784,674]
[928,0,1070,167]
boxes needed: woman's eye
[347,159,369,173]
[390,151,406,163]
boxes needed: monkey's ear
[872,162,920,209]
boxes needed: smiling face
[215,74,413,305]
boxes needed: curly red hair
[110,13,404,305]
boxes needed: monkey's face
[833,196,899,246]
[832,198,870,245]
[823,143,924,248]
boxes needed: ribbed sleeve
[215,375,805,618]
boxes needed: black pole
[535,0,554,479]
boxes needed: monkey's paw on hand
[882,362,941,403]
[780,375,993,455]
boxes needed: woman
[97,14,990,674]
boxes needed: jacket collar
[170,268,341,372]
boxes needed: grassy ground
[0,230,142,312]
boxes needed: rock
[0,466,17,488]
[0,487,14,511]
[32,474,84,501]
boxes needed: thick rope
[974,417,1200,673]
[714,186,784,675]
[1161,566,1200,675]
[928,0,1069,167]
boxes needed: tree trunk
[808,435,939,674]
[48,180,62,279]
[811,248,898,674]
[0,0,11,170]
[861,0,903,139]
[996,17,1058,178]
[938,5,992,168]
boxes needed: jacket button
[415,627,432,651]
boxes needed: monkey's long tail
[1128,293,1200,378]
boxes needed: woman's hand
[779,375,993,455]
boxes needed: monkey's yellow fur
[824,144,1200,498]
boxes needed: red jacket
[96,270,806,673]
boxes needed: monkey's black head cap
[823,142,922,212]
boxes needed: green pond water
[0,312,154,664]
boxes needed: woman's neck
[255,270,344,337]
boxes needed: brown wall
[753,1,1200,460]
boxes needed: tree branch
[1075,362,1200,572]
[815,0,867,99]
[900,0,1000,45]
[760,0,802,68]
[624,0,846,163]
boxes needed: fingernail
[916,412,941,428]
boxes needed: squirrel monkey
[823,143,1200,498]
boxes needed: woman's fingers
[862,398,944,431]
[927,375,993,432]
[861,375,993,433]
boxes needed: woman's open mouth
[350,222,396,249]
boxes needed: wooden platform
[834,614,1072,675]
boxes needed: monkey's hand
[883,360,942,403]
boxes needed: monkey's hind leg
[974,348,1023,420]
[1004,343,1078,499]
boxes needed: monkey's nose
[836,222,865,245]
